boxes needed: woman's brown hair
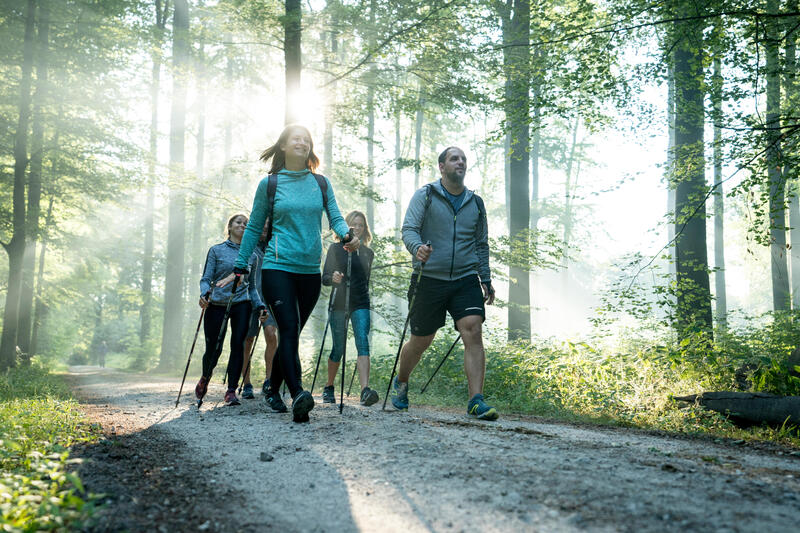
[259,124,320,174]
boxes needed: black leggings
[261,269,321,398]
[201,301,251,389]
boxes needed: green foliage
[358,320,799,446]
[0,364,102,531]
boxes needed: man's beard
[445,169,465,183]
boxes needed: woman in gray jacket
[195,214,266,406]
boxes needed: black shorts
[408,274,485,337]
[246,307,277,338]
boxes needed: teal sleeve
[325,178,350,238]
[236,178,270,270]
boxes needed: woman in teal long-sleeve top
[219,124,359,423]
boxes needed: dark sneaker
[261,379,271,396]
[241,384,255,399]
[224,389,241,406]
[195,376,209,401]
[322,385,335,403]
[265,391,288,413]
[467,393,498,421]
[360,387,379,406]
[390,377,409,410]
[292,390,315,422]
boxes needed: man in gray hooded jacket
[392,146,498,420]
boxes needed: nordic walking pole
[420,334,461,394]
[201,274,239,408]
[176,287,213,407]
[347,360,358,396]
[340,250,353,414]
[382,241,431,411]
[310,287,338,394]
[238,322,262,395]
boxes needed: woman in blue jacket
[219,124,359,422]
[195,213,266,406]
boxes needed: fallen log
[674,392,800,426]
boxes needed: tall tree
[159,0,190,370]
[672,3,712,334]
[767,0,790,311]
[190,21,207,305]
[712,29,727,327]
[0,0,37,370]
[141,0,170,347]
[503,0,531,341]
[29,194,53,358]
[413,91,424,190]
[18,0,49,359]
[786,3,800,309]
[284,0,301,124]
[667,57,677,283]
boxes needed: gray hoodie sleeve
[401,187,428,258]
[475,195,491,282]
[199,246,217,297]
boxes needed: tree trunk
[674,392,800,426]
[30,195,53,357]
[18,0,49,361]
[672,5,712,335]
[395,109,402,242]
[191,37,206,304]
[786,3,800,309]
[366,77,375,229]
[284,0,301,124]
[141,0,168,348]
[158,0,189,370]
[666,56,677,283]
[767,0,790,311]
[0,0,37,370]
[323,25,337,174]
[504,0,531,341]
[561,117,580,277]
[414,92,424,190]
[712,37,727,327]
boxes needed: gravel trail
[66,366,800,532]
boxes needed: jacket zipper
[450,213,457,278]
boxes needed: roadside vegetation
[363,315,800,448]
[0,363,101,531]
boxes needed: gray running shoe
[265,391,287,413]
[241,384,255,399]
[360,387,379,406]
[322,385,335,403]
[292,390,315,423]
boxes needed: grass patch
[0,363,102,531]
[359,332,800,448]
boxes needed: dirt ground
[65,366,800,532]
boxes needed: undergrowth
[0,363,102,531]
[362,323,800,448]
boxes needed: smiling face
[349,214,366,240]
[438,147,467,184]
[280,126,312,165]
[228,215,248,240]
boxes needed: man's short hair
[438,146,461,165]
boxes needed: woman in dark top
[321,210,378,406]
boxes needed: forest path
[65,366,799,532]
